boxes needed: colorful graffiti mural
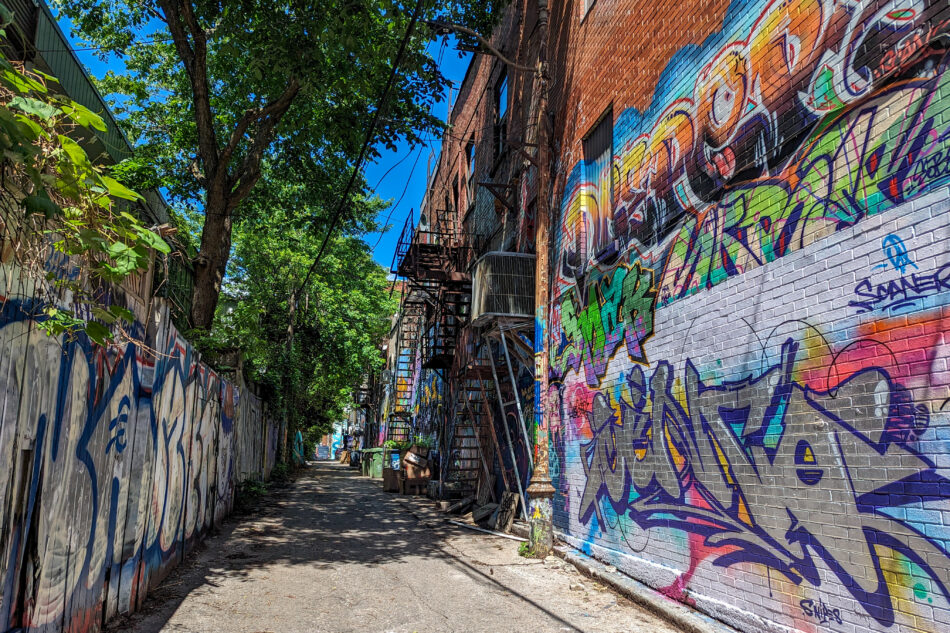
[558,0,950,305]
[550,2,950,632]
[0,289,279,631]
[413,366,443,437]
[576,337,943,626]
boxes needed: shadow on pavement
[107,462,582,633]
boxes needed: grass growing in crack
[234,478,269,514]
[518,542,541,558]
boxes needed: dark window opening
[466,137,476,207]
[582,108,613,257]
[494,71,509,161]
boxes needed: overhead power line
[295,0,428,296]
[371,146,424,252]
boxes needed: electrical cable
[371,146,424,252]
[369,37,448,255]
[295,0,428,296]
[370,147,414,191]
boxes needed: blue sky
[53,10,471,270]
[363,40,471,269]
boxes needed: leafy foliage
[53,0,504,329]
[207,173,395,440]
[49,0,506,436]
[0,13,168,346]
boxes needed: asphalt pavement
[106,462,685,633]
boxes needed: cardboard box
[403,462,430,479]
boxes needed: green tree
[54,0,505,331]
[210,174,395,440]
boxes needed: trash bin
[361,448,384,478]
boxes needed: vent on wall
[471,252,535,326]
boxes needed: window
[466,137,476,206]
[452,176,460,218]
[494,70,508,161]
[582,108,613,257]
[497,72,508,120]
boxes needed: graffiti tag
[557,261,656,383]
[800,598,843,626]
[850,261,950,313]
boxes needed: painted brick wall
[0,250,279,631]
[547,1,950,632]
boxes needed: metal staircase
[422,282,471,369]
[444,349,494,499]
[389,296,424,443]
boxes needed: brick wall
[546,1,950,632]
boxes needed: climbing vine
[0,9,169,345]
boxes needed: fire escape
[389,207,470,443]
[353,367,383,444]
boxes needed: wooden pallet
[399,476,429,495]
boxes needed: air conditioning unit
[471,252,535,326]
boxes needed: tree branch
[156,0,220,182]
[226,78,301,209]
[220,83,300,170]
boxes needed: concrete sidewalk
[106,462,687,633]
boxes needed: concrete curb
[553,546,739,633]
[508,523,737,633]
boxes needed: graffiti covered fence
[0,256,279,631]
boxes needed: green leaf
[30,69,61,86]
[84,321,113,346]
[0,68,46,94]
[100,175,142,201]
[134,226,171,254]
[24,191,62,219]
[8,96,59,121]
[108,304,136,323]
[57,134,92,171]
[62,103,106,131]
[14,114,46,140]
[91,306,118,324]
[107,240,133,258]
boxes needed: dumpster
[362,448,385,478]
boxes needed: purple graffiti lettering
[577,338,948,625]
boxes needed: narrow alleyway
[107,463,685,633]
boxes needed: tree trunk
[190,192,233,331]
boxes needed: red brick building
[380,2,950,632]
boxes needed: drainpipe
[526,0,555,556]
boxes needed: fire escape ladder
[422,281,471,369]
[484,338,528,520]
[444,378,488,500]
[389,298,423,443]
[390,210,415,276]
[443,335,515,503]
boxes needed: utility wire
[295,0,428,296]
[368,37,450,255]
[372,146,424,252]
[371,147,415,190]
[35,37,174,53]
